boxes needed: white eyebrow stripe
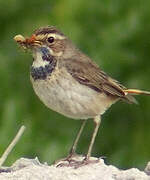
[36,33,66,40]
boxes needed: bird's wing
[62,58,136,103]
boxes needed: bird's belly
[31,70,116,119]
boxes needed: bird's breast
[30,67,116,119]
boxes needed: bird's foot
[55,154,101,168]
[54,153,79,166]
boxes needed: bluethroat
[14,26,150,165]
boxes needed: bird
[14,26,150,166]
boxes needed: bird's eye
[47,36,54,43]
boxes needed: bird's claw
[55,154,100,168]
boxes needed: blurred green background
[0,0,150,169]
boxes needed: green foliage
[0,0,150,169]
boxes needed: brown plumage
[34,26,65,36]
[62,57,138,104]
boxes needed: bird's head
[14,26,75,67]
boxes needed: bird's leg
[85,115,101,161]
[56,120,87,167]
[68,120,87,158]
[56,117,101,168]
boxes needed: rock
[0,157,149,180]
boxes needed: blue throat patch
[31,47,57,80]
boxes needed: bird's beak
[14,34,41,49]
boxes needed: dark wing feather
[62,58,136,104]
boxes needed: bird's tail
[124,89,150,96]
[122,89,150,104]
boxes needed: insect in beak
[14,34,41,49]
